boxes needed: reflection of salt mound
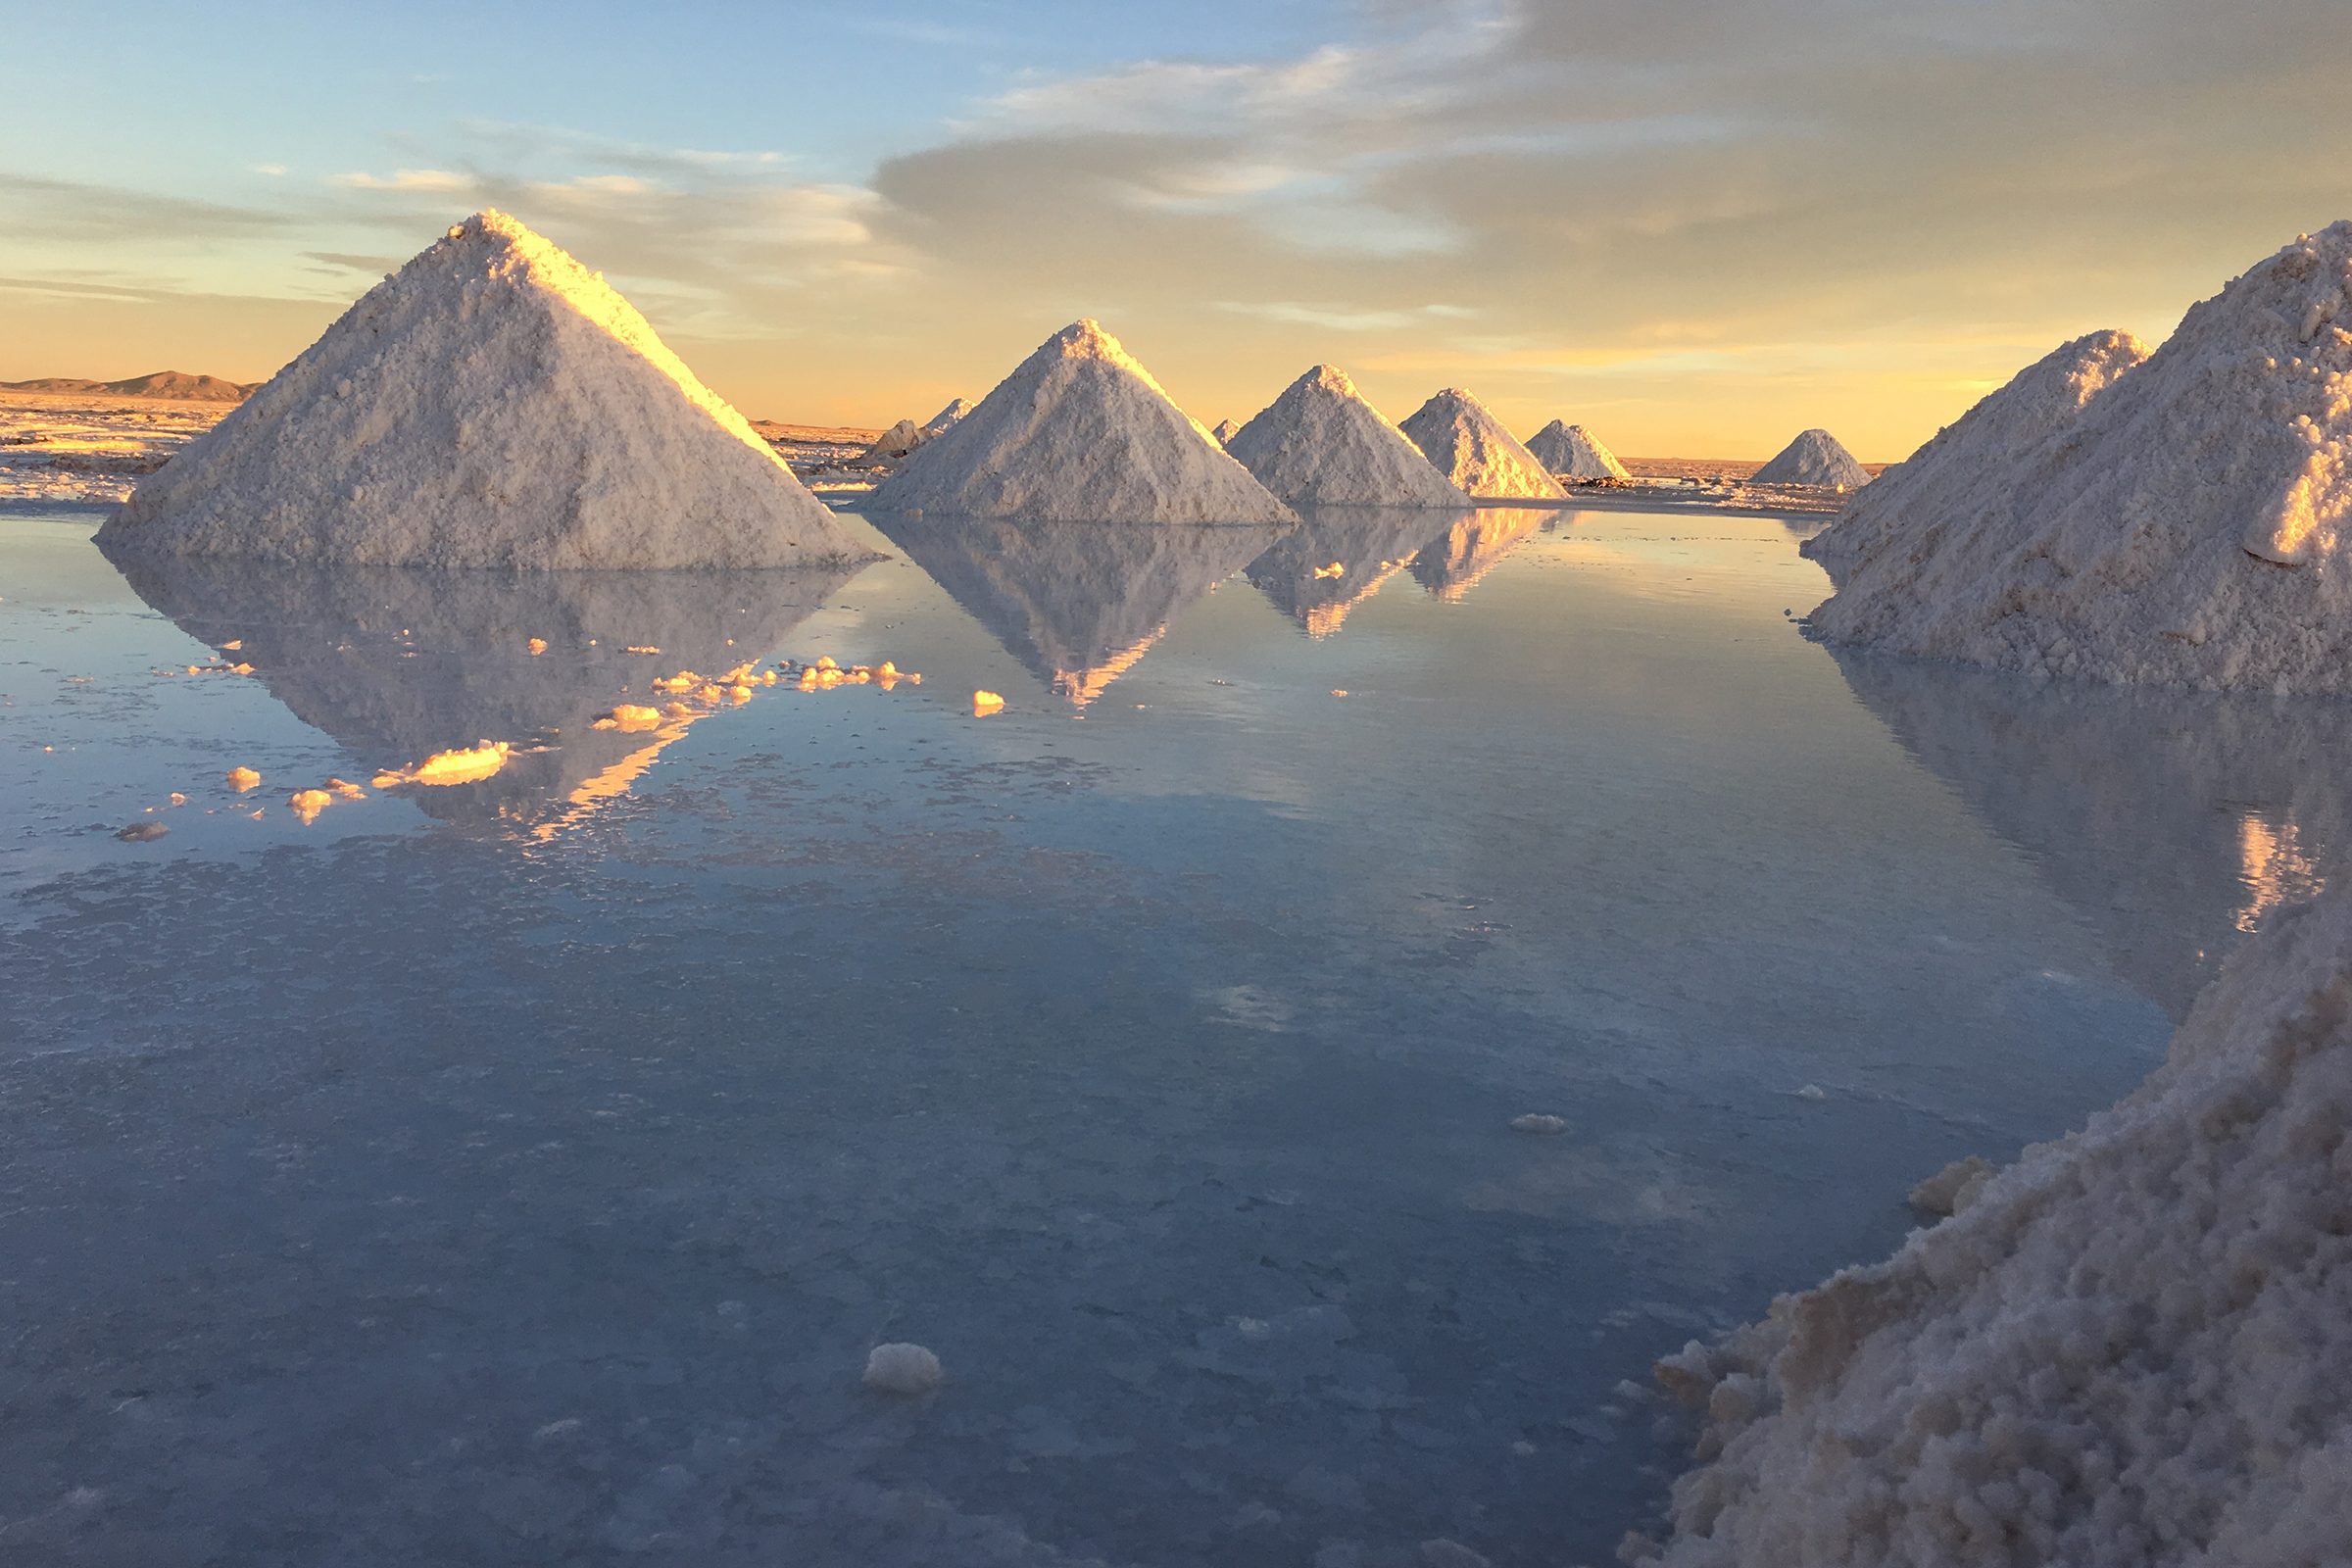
[1408,508,1547,600]
[1645,888,2352,1566]
[1833,647,2352,1015]
[870,514,1285,706]
[100,211,860,568]
[1246,505,1472,638]
[1811,224,2352,693]
[109,547,855,829]
[1751,428,1869,490]
[1805,331,2150,585]
[1524,419,1630,481]
[919,398,972,439]
[1211,418,1241,446]
[1227,366,1471,508]
[867,320,1296,524]
[1399,389,1567,500]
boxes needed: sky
[6,0,2352,459]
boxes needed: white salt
[1398,389,1567,500]
[1751,428,1870,490]
[1212,417,1242,446]
[863,1342,944,1395]
[1226,366,1472,508]
[918,398,972,439]
[1524,419,1631,481]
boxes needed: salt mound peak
[1398,389,1567,501]
[1642,887,2352,1565]
[1524,419,1630,481]
[1752,427,1870,489]
[101,210,862,569]
[867,319,1296,524]
[1805,329,2150,585]
[1809,220,2352,692]
[1226,365,1472,508]
[861,417,924,463]
[1212,418,1241,446]
[919,398,973,438]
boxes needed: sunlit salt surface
[3,503,2343,1565]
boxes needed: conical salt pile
[860,417,924,464]
[1524,419,1631,481]
[1805,330,2149,585]
[867,320,1296,523]
[1398,389,1567,500]
[919,398,973,439]
[100,211,864,569]
[1212,418,1241,446]
[1752,427,1871,489]
[1226,366,1471,508]
[1809,221,2352,693]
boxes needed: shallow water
[1,504,2340,1566]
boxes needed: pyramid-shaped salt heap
[1805,330,2149,585]
[1809,220,2352,692]
[867,320,1296,524]
[99,211,863,569]
[1524,419,1631,481]
[860,417,924,464]
[1753,427,1870,489]
[1226,366,1472,509]
[1211,418,1242,446]
[1398,389,1567,500]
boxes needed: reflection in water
[866,515,1288,707]
[1246,505,1472,638]
[1833,648,2352,1013]
[1408,507,1548,601]
[108,550,858,831]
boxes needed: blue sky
[8,0,2352,456]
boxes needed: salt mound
[1810,222,2352,692]
[1642,888,2352,1566]
[866,320,1296,524]
[1524,419,1630,481]
[919,398,973,439]
[860,417,924,464]
[100,211,862,569]
[1398,389,1567,500]
[1211,418,1241,446]
[1805,331,2150,585]
[1751,428,1870,490]
[1226,366,1472,508]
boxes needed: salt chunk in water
[862,1343,943,1395]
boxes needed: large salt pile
[1805,330,2150,585]
[1524,419,1631,481]
[99,211,863,569]
[1398,389,1568,500]
[1810,223,2352,692]
[1226,366,1472,508]
[1638,887,2352,1566]
[866,320,1296,524]
[1751,428,1870,490]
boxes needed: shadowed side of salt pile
[99,210,866,569]
[1638,886,2352,1566]
[110,548,858,828]
[1246,505,1475,638]
[870,514,1287,707]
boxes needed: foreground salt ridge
[1226,365,1472,508]
[867,319,1298,524]
[1809,220,2352,693]
[1750,427,1869,490]
[99,210,864,569]
[1636,889,2352,1567]
[1804,329,2152,586]
[1398,389,1569,501]
[1525,419,1632,481]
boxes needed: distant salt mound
[919,398,972,439]
[1212,418,1241,446]
[1753,428,1870,490]
[861,417,924,464]
[99,211,862,569]
[1805,330,2150,585]
[1642,887,2352,1566]
[1227,366,1471,508]
[1810,221,2352,692]
[1524,419,1630,481]
[868,319,1296,524]
[1398,389,1567,500]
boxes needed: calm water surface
[2,503,2341,1566]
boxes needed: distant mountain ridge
[1,370,257,402]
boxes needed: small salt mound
[1227,366,1472,508]
[1212,418,1241,446]
[919,398,973,439]
[860,417,924,464]
[867,319,1297,524]
[1523,419,1631,481]
[1751,428,1870,490]
[1809,222,2352,693]
[1805,330,2150,586]
[1398,389,1567,501]
[1508,1113,1566,1135]
[1642,890,2352,1566]
[863,1343,944,1395]
[100,211,863,569]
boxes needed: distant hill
[1,370,257,403]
